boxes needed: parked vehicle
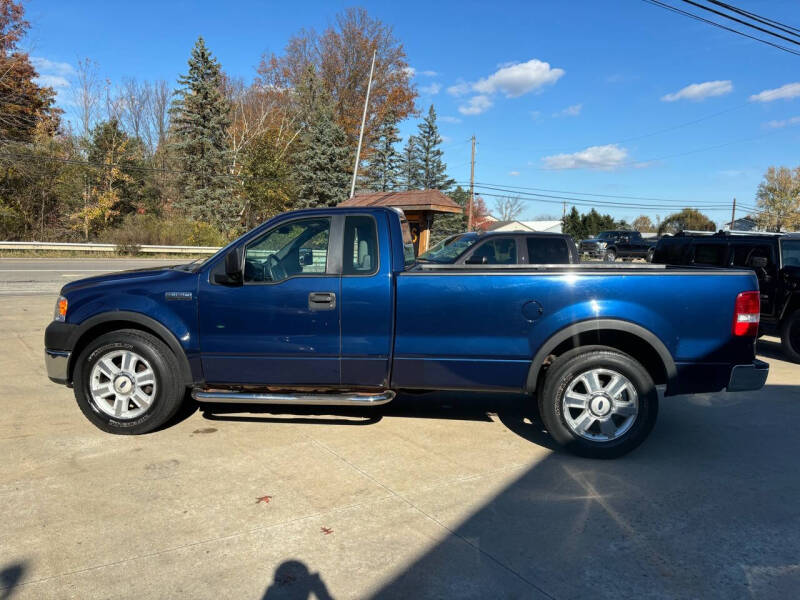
[580,230,657,262]
[418,231,578,265]
[45,207,768,458]
[653,231,800,362]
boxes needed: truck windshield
[418,233,479,263]
[782,239,800,267]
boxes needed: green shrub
[188,222,226,247]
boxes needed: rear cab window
[527,237,570,264]
[691,242,728,266]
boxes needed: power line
[460,181,735,206]
[706,0,800,37]
[641,0,800,56]
[679,0,800,47]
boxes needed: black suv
[653,231,800,362]
[418,231,579,265]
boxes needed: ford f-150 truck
[44,207,768,458]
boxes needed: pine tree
[398,135,421,190]
[169,37,235,230]
[429,185,468,245]
[364,113,401,191]
[294,109,351,208]
[416,105,454,190]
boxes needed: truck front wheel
[780,309,800,363]
[538,348,658,458]
[73,329,185,434]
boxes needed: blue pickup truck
[45,206,768,457]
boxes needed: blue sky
[22,0,800,224]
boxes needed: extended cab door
[197,216,341,386]
[339,213,394,387]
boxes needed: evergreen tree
[429,185,469,245]
[416,105,454,190]
[364,113,401,191]
[169,37,235,230]
[398,135,421,190]
[294,109,351,208]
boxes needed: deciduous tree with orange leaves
[256,7,417,160]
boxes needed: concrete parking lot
[1,258,799,599]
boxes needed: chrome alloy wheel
[89,350,157,419]
[562,368,638,442]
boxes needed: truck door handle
[308,292,336,311]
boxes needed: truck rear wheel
[73,329,185,434]
[538,348,658,458]
[780,309,800,363]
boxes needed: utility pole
[730,197,736,231]
[562,201,566,222]
[468,135,475,230]
[350,50,376,199]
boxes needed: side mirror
[466,255,488,265]
[748,256,768,269]
[214,248,243,285]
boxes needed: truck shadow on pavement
[366,383,800,599]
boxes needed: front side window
[244,218,330,283]
[343,215,378,275]
[781,239,800,267]
[731,243,773,269]
[466,238,517,264]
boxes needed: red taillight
[732,291,760,336]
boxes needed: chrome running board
[192,389,395,406]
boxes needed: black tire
[780,309,800,363]
[538,347,658,458]
[73,329,185,434]
[605,250,616,262]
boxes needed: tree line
[0,2,472,246]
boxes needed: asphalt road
[1,268,799,598]
[0,258,184,296]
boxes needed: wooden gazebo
[339,189,463,254]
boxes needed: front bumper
[727,359,769,392]
[44,320,77,385]
[45,349,71,385]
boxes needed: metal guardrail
[0,241,221,254]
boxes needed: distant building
[339,189,462,254]
[722,216,759,232]
[486,220,563,234]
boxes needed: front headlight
[53,295,68,322]
[598,242,607,248]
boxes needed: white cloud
[509,170,520,176]
[447,81,470,97]
[403,66,416,78]
[554,103,582,117]
[31,57,75,77]
[530,110,542,120]
[750,82,800,102]
[543,144,630,170]
[661,80,732,102]
[420,70,438,77]
[765,116,800,128]
[440,115,462,124]
[473,59,564,98]
[420,82,441,95]
[35,74,70,89]
[458,95,493,115]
